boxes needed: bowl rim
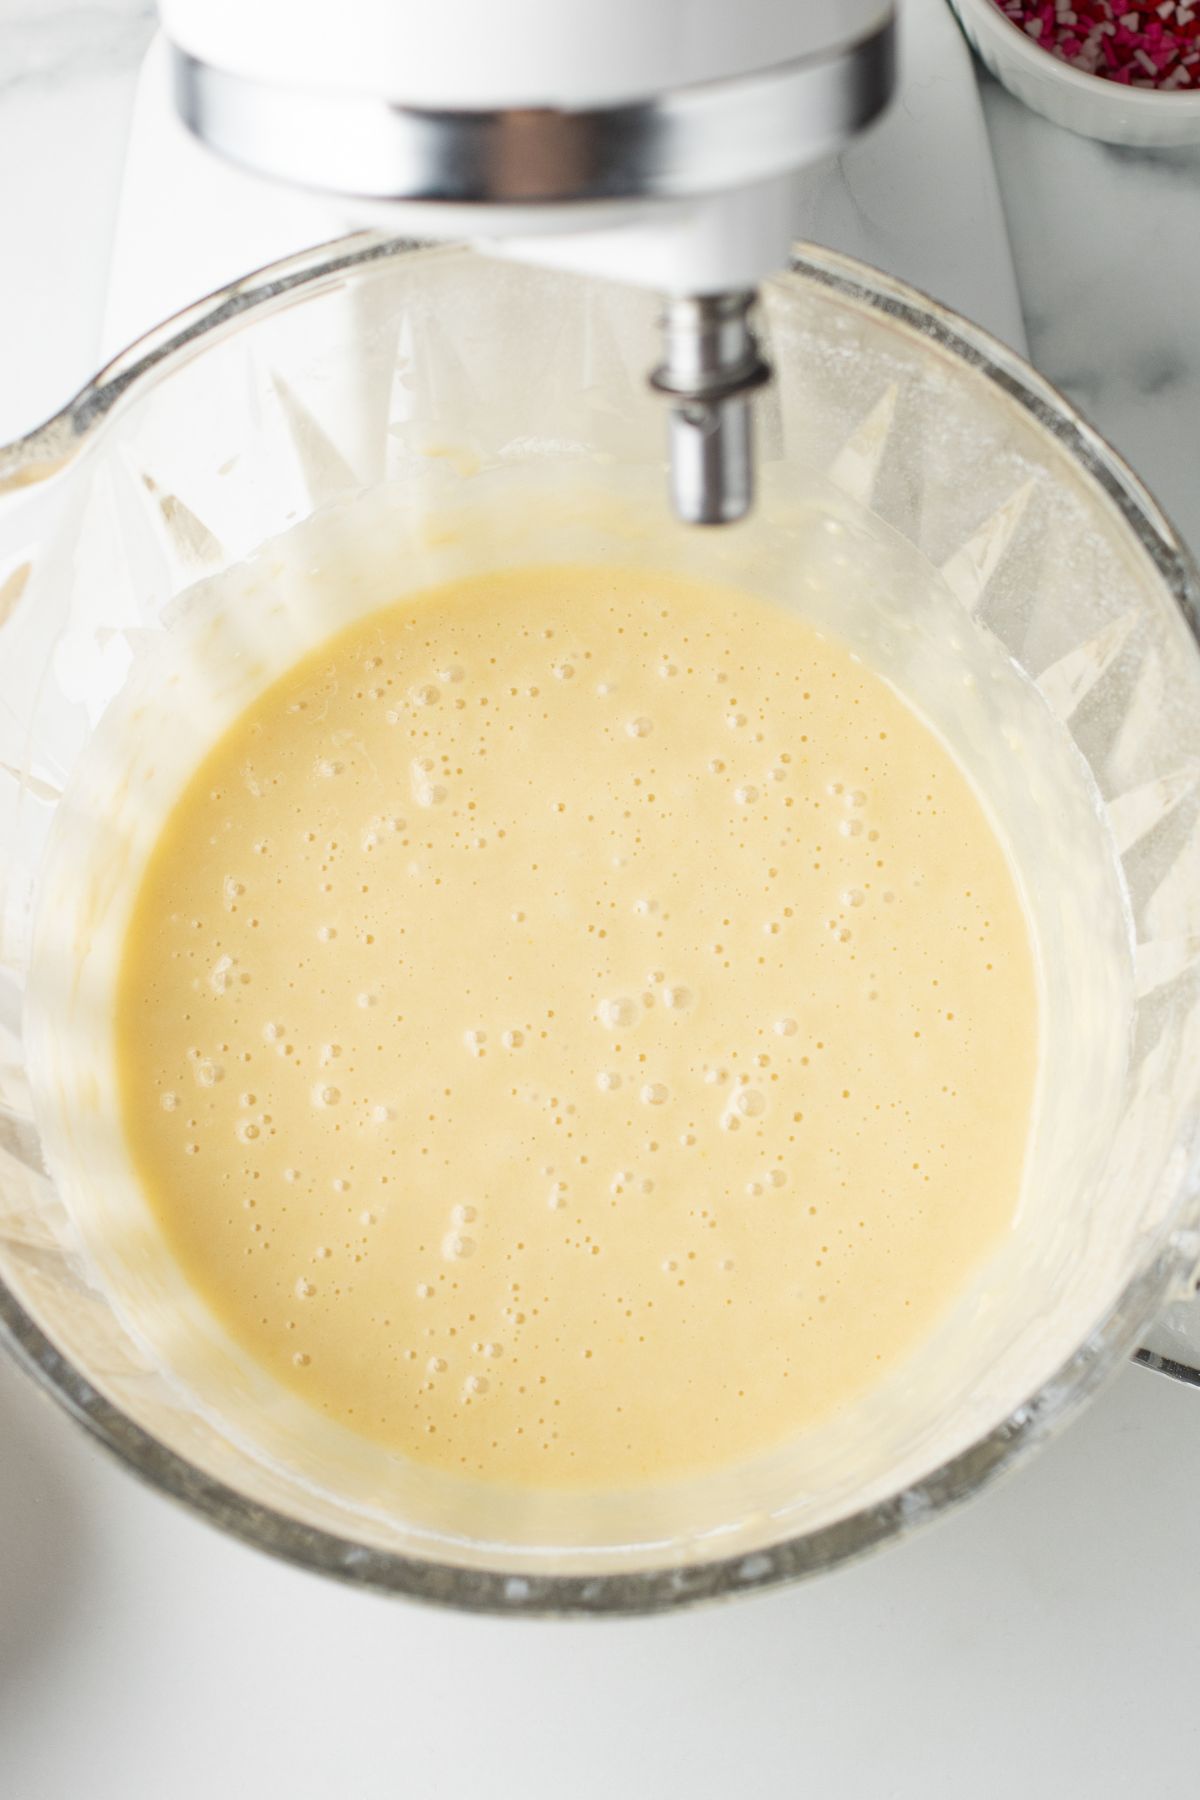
[2,231,1200,1615]
[951,0,1200,110]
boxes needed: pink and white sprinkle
[992,0,1200,87]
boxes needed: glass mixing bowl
[2,236,1200,1615]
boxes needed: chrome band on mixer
[171,25,895,206]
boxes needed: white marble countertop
[3,5,1200,1796]
[983,81,1200,556]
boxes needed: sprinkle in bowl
[949,0,1200,143]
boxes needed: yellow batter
[115,565,1038,1488]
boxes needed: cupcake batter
[115,564,1038,1487]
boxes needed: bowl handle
[1136,1233,1200,1385]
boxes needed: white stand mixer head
[158,0,897,523]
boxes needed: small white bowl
[949,0,1200,145]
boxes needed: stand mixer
[7,0,1200,1615]
[160,0,896,525]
